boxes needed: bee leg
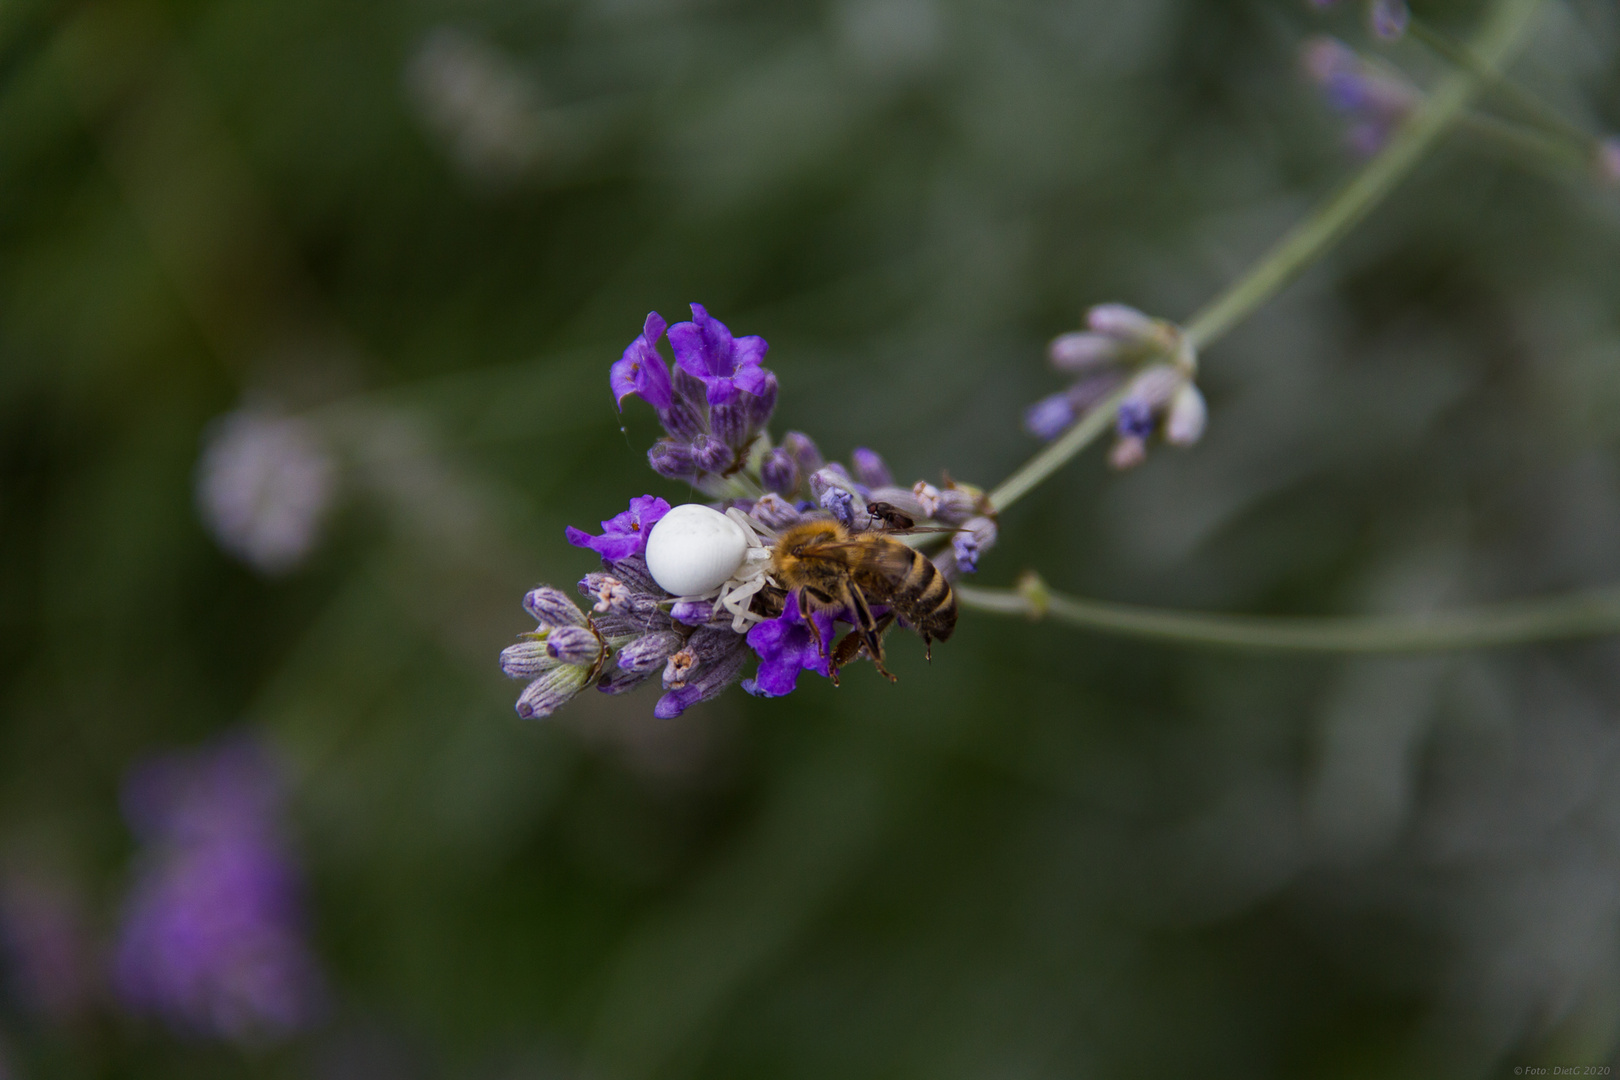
[845,586,898,683]
[923,634,933,662]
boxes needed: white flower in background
[195,408,336,575]
[405,27,544,183]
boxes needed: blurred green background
[3,0,1620,1075]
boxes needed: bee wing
[818,540,919,577]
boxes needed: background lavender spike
[113,735,326,1042]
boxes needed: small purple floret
[742,594,833,698]
[667,304,772,406]
[1024,393,1076,440]
[566,495,671,562]
[1117,400,1157,440]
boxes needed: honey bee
[769,519,956,683]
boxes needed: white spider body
[644,504,777,632]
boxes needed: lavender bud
[648,439,699,482]
[1369,0,1408,40]
[516,665,590,719]
[597,667,653,695]
[1024,393,1076,440]
[1164,383,1208,447]
[602,553,660,594]
[849,448,893,489]
[761,448,800,497]
[687,625,744,665]
[951,516,997,575]
[670,600,719,626]
[690,433,733,474]
[750,492,803,530]
[1117,400,1157,440]
[933,486,982,526]
[819,485,856,528]
[780,431,824,479]
[1086,303,1158,342]
[1048,331,1121,372]
[1131,364,1185,403]
[523,585,587,628]
[545,625,603,666]
[614,631,686,675]
[500,639,556,679]
[1067,370,1126,412]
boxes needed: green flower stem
[986,382,1132,513]
[1179,0,1542,353]
[1407,15,1596,155]
[956,576,1620,654]
[985,0,1544,516]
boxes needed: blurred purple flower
[1301,36,1417,156]
[113,735,325,1043]
[565,495,671,562]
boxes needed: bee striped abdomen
[858,539,957,642]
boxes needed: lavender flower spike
[566,495,671,561]
[667,304,772,406]
[114,734,326,1042]
[850,448,893,489]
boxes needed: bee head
[770,520,847,574]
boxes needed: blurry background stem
[986,0,1545,515]
[1406,14,1599,157]
[958,576,1620,654]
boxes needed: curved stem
[984,0,1545,516]
[956,577,1620,654]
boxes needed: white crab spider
[644,504,777,633]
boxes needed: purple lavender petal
[742,594,831,698]
[1116,399,1157,440]
[761,449,800,497]
[565,496,671,561]
[668,304,772,406]
[609,312,673,412]
[1024,393,1076,441]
